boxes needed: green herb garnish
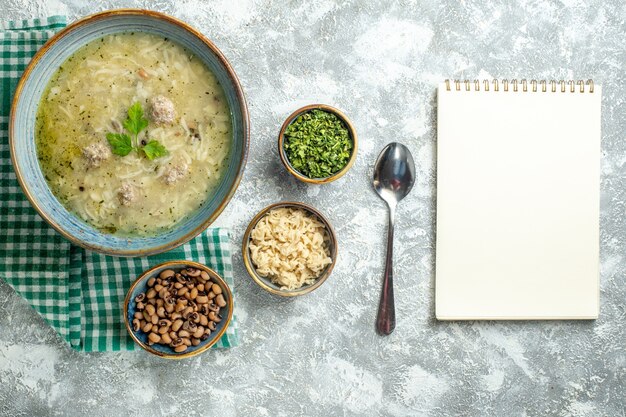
[283,109,352,178]
[142,140,168,160]
[105,133,133,156]
[106,102,168,160]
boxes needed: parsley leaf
[142,140,168,160]
[106,133,133,156]
[123,102,149,138]
[105,102,168,160]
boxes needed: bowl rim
[9,8,250,257]
[278,104,358,184]
[241,201,338,297]
[123,260,233,359]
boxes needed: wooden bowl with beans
[124,260,233,359]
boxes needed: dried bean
[145,304,155,316]
[212,284,222,295]
[159,269,175,279]
[148,333,161,343]
[215,294,227,307]
[174,344,187,353]
[182,306,193,319]
[186,268,201,277]
[193,327,204,339]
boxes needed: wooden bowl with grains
[242,201,338,297]
[124,260,233,359]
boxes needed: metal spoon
[372,142,416,335]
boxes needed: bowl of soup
[10,10,249,256]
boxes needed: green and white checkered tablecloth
[0,16,239,351]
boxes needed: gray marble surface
[1,0,625,416]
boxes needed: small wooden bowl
[124,260,233,359]
[278,104,357,184]
[242,201,338,297]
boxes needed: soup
[35,32,231,236]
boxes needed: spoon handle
[376,205,395,335]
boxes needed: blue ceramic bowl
[124,261,233,359]
[9,10,249,256]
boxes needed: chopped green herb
[105,102,168,160]
[283,109,353,179]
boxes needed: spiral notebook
[436,79,601,320]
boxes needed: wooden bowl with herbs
[278,104,357,184]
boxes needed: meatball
[149,95,175,125]
[163,163,189,185]
[82,143,111,168]
[118,183,137,206]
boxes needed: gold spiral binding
[444,79,596,93]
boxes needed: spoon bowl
[372,143,416,335]
[373,143,416,205]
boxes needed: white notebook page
[436,82,601,320]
